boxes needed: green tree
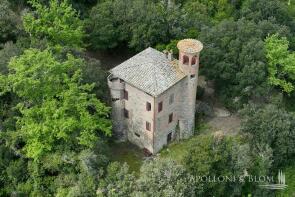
[23,0,85,50]
[183,134,272,196]
[0,0,21,45]
[6,49,111,160]
[240,103,295,168]
[87,0,185,51]
[0,42,23,75]
[199,19,290,107]
[97,162,136,197]
[240,0,295,28]
[183,0,234,23]
[265,34,295,93]
[135,159,199,197]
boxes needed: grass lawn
[159,138,193,164]
[109,141,144,175]
[159,121,211,163]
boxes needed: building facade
[107,39,203,154]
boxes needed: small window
[146,121,151,131]
[169,113,173,123]
[123,90,128,100]
[183,55,189,65]
[191,56,197,65]
[169,94,174,105]
[146,102,151,111]
[158,101,163,112]
[135,133,140,137]
[124,108,129,118]
[190,74,195,78]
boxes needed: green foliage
[277,165,295,196]
[0,42,23,75]
[240,103,295,167]
[6,49,111,160]
[240,0,295,27]
[199,19,290,107]
[183,0,234,23]
[23,0,85,50]
[183,134,272,196]
[98,162,136,197]
[135,159,199,197]
[265,34,295,93]
[88,0,186,51]
[0,0,21,44]
[98,159,199,197]
[81,56,109,102]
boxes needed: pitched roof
[110,47,185,96]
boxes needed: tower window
[169,113,173,123]
[123,90,128,100]
[190,74,195,78]
[183,55,189,65]
[191,56,197,65]
[146,121,151,131]
[146,102,151,111]
[124,108,129,118]
[169,94,174,104]
[158,101,163,112]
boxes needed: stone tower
[177,39,203,138]
[107,74,127,140]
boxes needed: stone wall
[153,79,186,152]
[124,83,154,153]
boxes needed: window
[190,74,195,78]
[146,102,151,111]
[123,90,128,100]
[158,101,163,112]
[135,132,140,137]
[169,113,173,123]
[146,121,151,131]
[124,108,129,118]
[183,55,189,65]
[169,94,174,105]
[191,56,197,65]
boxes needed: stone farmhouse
[107,39,203,154]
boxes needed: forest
[0,0,295,196]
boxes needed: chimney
[168,50,173,61]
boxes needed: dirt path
[198,76,241,135]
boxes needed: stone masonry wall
[124,83,154,153]
[153,79,186,153]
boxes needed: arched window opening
[183,55,189,65]
[191,56,197,65]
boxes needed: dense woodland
[0,0,295,196]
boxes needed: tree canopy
[23,0,85,50]
[265,34,295,93]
